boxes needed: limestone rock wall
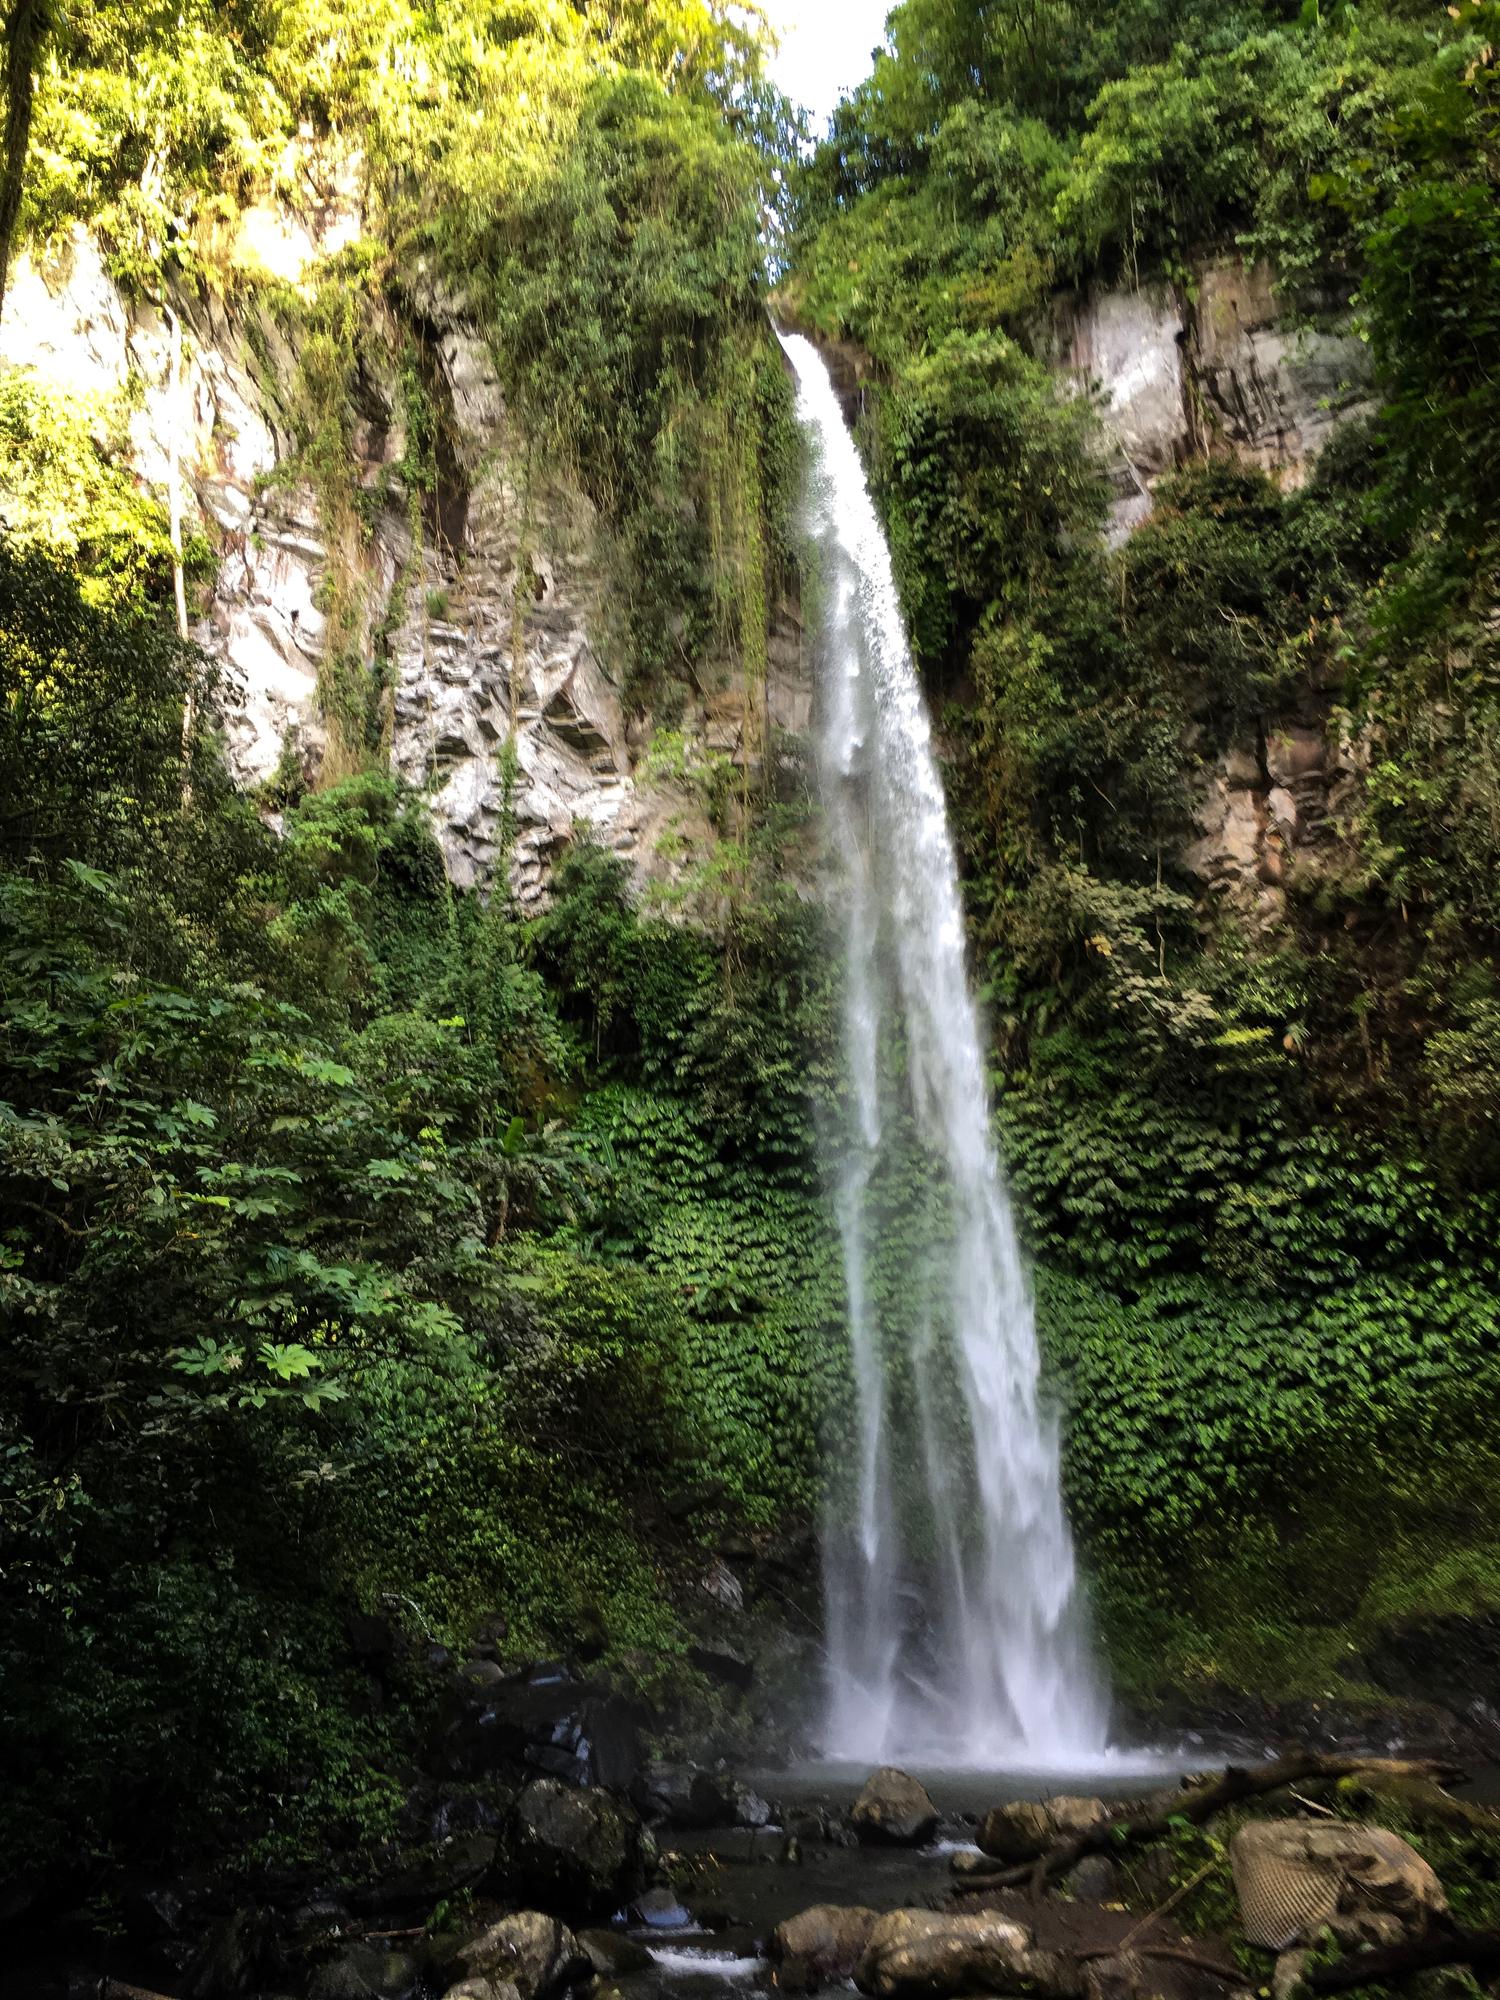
[1049,256,1371,539]
[1048,257,1372,917]
[1,222,800,907]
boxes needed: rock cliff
[1051,257,1371,921]
[1,225,1362,912]
[1,216,804,906]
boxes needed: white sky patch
[767,1,891,133]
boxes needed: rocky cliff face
[1,225,1361,913]
[1051,257,1371,921]
[1,217,804,906]
[1051,257,1370,540]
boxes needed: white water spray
[778,329,1109,1767]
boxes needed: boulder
[456,1913,590,2000]
[631,1764,773,1830]
[310,1945,421,2000]
[443,1983,522,2000]
[850,1768,940,1846]
[186,1908,272,1996]
[510,1778,645,1916]
[769,1905,880,1984]
[854,1909,1070,2000]
[1230,1818,1447,1952]
[978,1794,1109,1863]
[628,1887,692,1929]
[577,1931,652,1977]
[1063,1854,1119,1903]
[441,1664,642,1790]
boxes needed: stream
[606,1759,1180,2000]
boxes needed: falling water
[778,328,1109,1766]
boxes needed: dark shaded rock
[186,1907,273,1997]
[456,1911,590,2000]
[785,1804,855,1848]
[511,1778,645,1917]
[688,1643,755,1692]
[1063,1854,1119,1903]
[630,1764,701,1824]
[578,1931,653,1976]
[441,1665,642,1791]
[1362,1612,1500,1749]
[663,1479,726,1520]
[310,1943,421,2000]
[469,1613,510,1661]
[630,1765,773,1831]
[352,1831,498,1911]
[349,1610,399,1674]
[850,1769,939,1847]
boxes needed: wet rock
[511,1778,645,1916]
[978,1794,1109,1863]
[443,1981,523,2000]
[854,1909,1068,2000]
[1230,1818,1446,1952]
[1063,1854,1119,1903]
[631,1764,772,1831]
[629,1887,692,1929]
[949,1847,1004,1880]
[769,1905,880,1984]
[707,1775,773,1829]
[441,1662,643,1790]
[785,1804,855,1848]
[850,1768,940,1846]
[310,1943,422,2000]
[456,1912,590,2000]
[578,1931,653,1977]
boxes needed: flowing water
[778,328,1110,1767]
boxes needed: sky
[766,0,891,132]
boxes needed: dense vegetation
[787,0,1500,1696]
[0,0,843,1911]
[5,0,1500,1939]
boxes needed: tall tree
[0,0,49,325]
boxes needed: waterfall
[778,328,1110,1767]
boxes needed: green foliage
[465,73,790,701]
[0,535,829,1891]
[0,370,186,609]
[875,330,1108,661]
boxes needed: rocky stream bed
[28,1725,1500,2000]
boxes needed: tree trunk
[0,0,49,327]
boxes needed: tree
[0,0,48,323]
